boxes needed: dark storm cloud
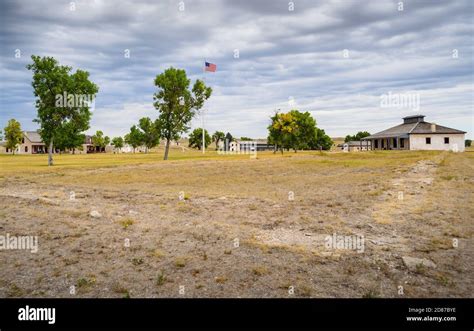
[0,0,472,139]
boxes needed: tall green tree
[124,125,143,153]
[91,130,109,152]
[153,67,212,160]
[312,128,333,150]
[26,55,98,165]
[288,110,318,152]
[54,121,85,154]
[267,112,298,153]
[4,119,23,154]
[267,110,332,152]
[111,136,124,152]
[212,131,225,150]
[188,128,211,150]
[137,117,160,153]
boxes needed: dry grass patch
[119,218,135,229]
[174,257,187,268]
[0,150,471,298]
[252,266,269,276]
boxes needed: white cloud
[1,0,472,139]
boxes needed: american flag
[205,61,216,72]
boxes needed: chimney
[403,115,425,124]
[431,123,436,132]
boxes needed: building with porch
[223,138,274,152]
[2,131,47,154]
[362,115,466,152]
[0,132,99,154]
[338,140,371,152]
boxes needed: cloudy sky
[1,0,473,139]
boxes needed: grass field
[0,149,473,298]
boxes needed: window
[444,137,449,144]
[400,138,405,148]
[426,137,431,144]
[374,140,378,148]
[393,138,397,148]
[25,146,28,153]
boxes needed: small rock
[402,256,436,270]
[129,210,138,215]
[90,210,102,218]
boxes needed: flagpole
[202,60,206,154]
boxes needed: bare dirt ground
[0,150,472,298]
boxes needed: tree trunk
[48,140,54,166]
[164,138,171,160]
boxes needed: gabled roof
[24,131,43,143]
[410,122,466,134]
[362,120,466,139]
